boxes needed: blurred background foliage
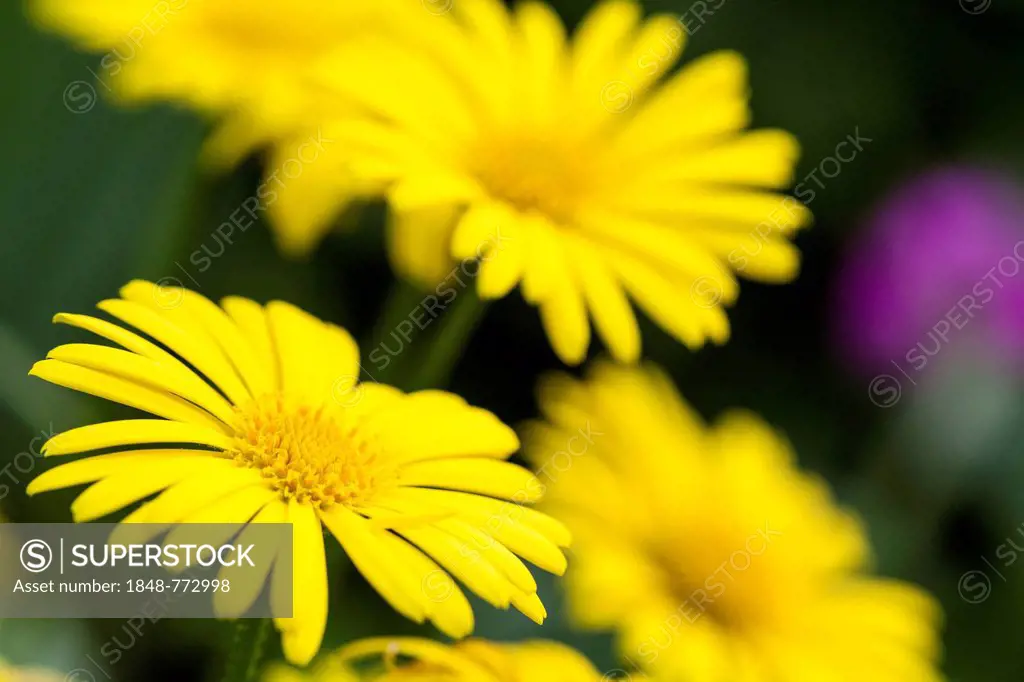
[2,0,1024,679]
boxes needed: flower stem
[223,619,270,682]
[363,280,429,386]
[404,287,487,392]
[366,277,488,391]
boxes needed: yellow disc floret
[232,394,393,509]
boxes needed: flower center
[651,525,780,633]
[470,131,594,224]
[229,394,394,509]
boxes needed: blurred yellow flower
[264,637,632,682]
[524,362,943,682]
[264,0,809,364]
[29,0,424,137]
[26,280,570,666]
[0,660,65,682]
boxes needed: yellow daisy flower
[264,636,634,682]
[25,280,570,666]
[0,660,65,682]
[524,362,944,682]
[262,0,810,364]
[29,0,425,135]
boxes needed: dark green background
[2,0,1023,679]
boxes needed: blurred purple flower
[834,166,1024,375]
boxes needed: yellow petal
[457,0,515,100]
[27,451,203,495]
[278,501,329,666]
[476,219,525,300]
[387,202,461,289]
[610,252,731,349]
[570,0,641,114]
[201,111,277,171]
[29,359,229,434]
[261,665,314,682]
[514,1,567,123]
[264,138,359,259]
[451,201,513,261]
[395,525,514,609]
[98,297,251,407]
[389,488,570,573]
[399,458,542,502]
[519,214,560,304]
[54,312,188,371]
[611,187,812,234]
[388,175,481,213]
[319,505,429,624]
[71,456,233,522]
[538,280,590,366]
[117,465,261,528]
[568,235,640,363]
[575,209,740,304]
[692,229,803,283]
[266,301,360,405]
[617,14,686,99]
[335,638,495,678]
[371,394,519,462]
[531,227,590,365]
[215,501,288,619]
[510,589,547,624]
[43,419,233,456]
[45,343,237,427]
[173,286,275,396]
[439,518,537,594]
[52,312,237,419]
[637,130,801,188]
[165,485,278,549]
[372,532,474,639]
[613,50,749,156]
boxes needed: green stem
[404,288,488,392]
[223,619,270,682]
[245,618,272,680]
[363,280,429,386]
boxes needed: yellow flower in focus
[0,660,65,682]
[25,281,570,666]
[29,0,426,136]
[264,0,810,364]
[524,362,944,682]
[264,637,634,682]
